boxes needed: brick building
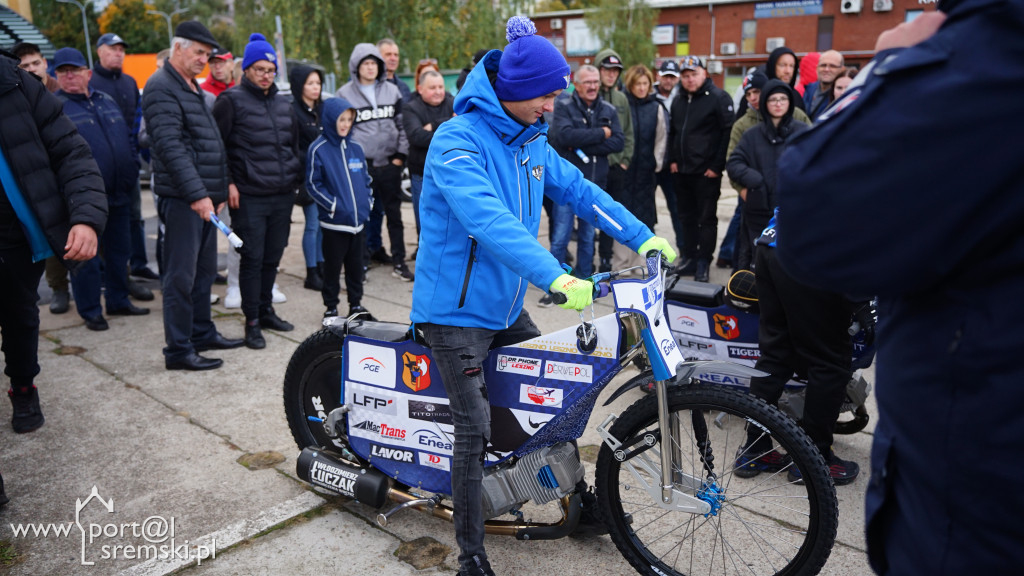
[533,0,940,91]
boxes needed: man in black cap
[143,21,244,371]
[593,48,633,273]
[91,33,159,296]
[668,55,733,282]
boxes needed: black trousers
[0,246,45,390]
[598,165,627,262]
[674,172,722,261]
[230,193,293,322]
[369,163,406,264]
[749,247,852,454]
[321,228,365,310]
[159,197,218,361]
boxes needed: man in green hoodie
[594,48,634,272]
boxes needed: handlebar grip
[550,292,568,305]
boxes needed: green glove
[549,274,594,310]
[637,236,677,263]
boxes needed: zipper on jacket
[458,236,478,309]
[521,155,532,216]
[341,140,358,226]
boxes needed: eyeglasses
[766,96,789,105]
[418,58,438,66]
[55,68,88,77]
[250,66,277,78]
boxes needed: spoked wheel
[595,384,838,576]
[283,328,348,450]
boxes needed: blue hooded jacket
[305,98,373,233]
[410,49,653,329]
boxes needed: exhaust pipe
[296,447,390,508]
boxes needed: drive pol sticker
[544,360,592,383]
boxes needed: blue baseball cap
[52,47,88,70]
[96,33,128,48]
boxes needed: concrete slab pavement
[0,185,874,575]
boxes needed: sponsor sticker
[510,407,553,434]
[350,419,407,442]
[407,400,454,426]
[370,443,414,463]
[727,345,760,361]
[402,352,431,392]
[667,304,711,338]
[418,451,451,472]
[544,360,592,383]
[348,341,397,389]
[520,384,564,408]
[413,429,454,453]
[350,389,398,415]
[496,354,542,377]
[713,314,741,340]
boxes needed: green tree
[585,0,658,68]
[34,1,101,57]
[97,0,165,53]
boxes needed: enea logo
[413,429,454,453]
[402,352,431,392]
[496,354,541,377]
[347,341,396,389]
[351,419,407,441]
[727,346,760,361]
[519,384,564,408]
[370,443,413,463]
[351,389,397,416]
[544,360,591,383]
[713,314,741,340]
[418,451,451,472]
[667,304,710,337]
[660,338,677,356]
[408,400,453,426]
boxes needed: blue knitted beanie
[242,33,277,71]
[494,16,571,101]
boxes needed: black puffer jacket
[0,53,106,269]
[402,91,454,176]
[669,77,734,175]
[289,64,324,206]
[727,80,809,221]
[142,64,228,204]
[213,76,302,197]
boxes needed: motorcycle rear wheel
[283,327,348,450]
[595,384,838,576]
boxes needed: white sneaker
[272,283,287,303]
[224,287,241,309]
[210,293,220,305]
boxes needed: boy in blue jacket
[306,98,375,320]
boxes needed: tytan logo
[532,165,544,181]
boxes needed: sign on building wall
[754,0,824,18]
[652,25,674,45]
[566,18,602,56]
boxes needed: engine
[480,442,585,519]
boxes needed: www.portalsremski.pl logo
[7,486,216,566]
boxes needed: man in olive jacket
[0,50,106,440]
[143,22,244,371]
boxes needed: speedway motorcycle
[284,254,839,576]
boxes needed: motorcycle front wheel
[595,384,838,576]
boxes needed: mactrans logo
[8,486,216,566]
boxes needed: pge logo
[361,357,383,373]
[347,341,397,389]
[414,429,454,453]
[713,314,740,340]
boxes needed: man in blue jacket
[774,1,1024,573]
[410,16,675,576]
[55,48,149,329]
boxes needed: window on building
[905,9,924,22]
[817,16,834,51]
[677,24,690,43]
[741,20,757,55]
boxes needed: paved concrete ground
[0,186,874,575]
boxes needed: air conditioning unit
[765,37,786,52]
[550,18,563,30]
[841,0,863,13]
[873,0,893,11]
[719,42,737,55]
[707,60,723,74]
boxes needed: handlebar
[547,251,669,307]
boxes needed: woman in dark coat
[616,64,667,271]
[289,64,326,290]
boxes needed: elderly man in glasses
[803,50,845,121]
[212,33,302,350]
